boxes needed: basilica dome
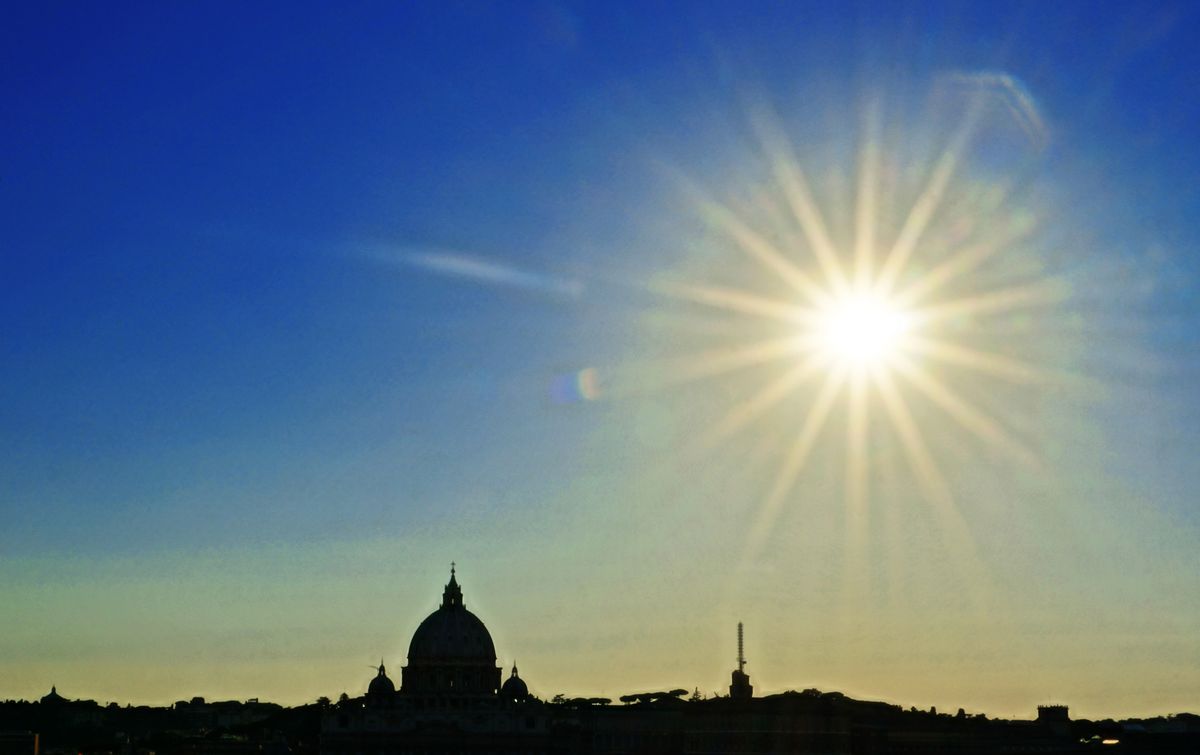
[407,583,496,662]
[401,566,502,697]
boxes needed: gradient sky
[3,1,1199,719]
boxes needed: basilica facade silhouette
[321,566,571,753]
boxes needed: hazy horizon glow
[2,1,1199,721]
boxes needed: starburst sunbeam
[894,218,1035,307]
[876,103,985,293]
[690,357,822,454]
[918,280,1068,321]
[873,368,992,613]
[740,368,844,565]
[893,356,1037,467]
[652,281,807,325]
[853,100,882,288]
[621,335,805,395]
[698,195,830,303]
[752,107,849,294]
[904,337,1044,384]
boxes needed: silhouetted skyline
[6,569,1199,754]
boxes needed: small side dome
[500,664,529,701]
[367,661,395,697]
[41,686,66,705]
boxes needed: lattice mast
[729,621,753,699]
[737,622,746,673]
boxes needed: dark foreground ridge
[4,570,1196,754]
[4,686,1199,755]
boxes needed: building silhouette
[321,567,554,754]
[6,566,1197,754]
[399,564,502,699]
[320,567,863,754]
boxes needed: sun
[813,290,915,369]
[634,85,1067,586]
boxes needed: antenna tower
[737,622,746,673]
[729,621,753,699]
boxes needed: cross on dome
[442,563,463,608]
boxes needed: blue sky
[3,1,1199,716]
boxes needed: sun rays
[634,84,1067,604]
